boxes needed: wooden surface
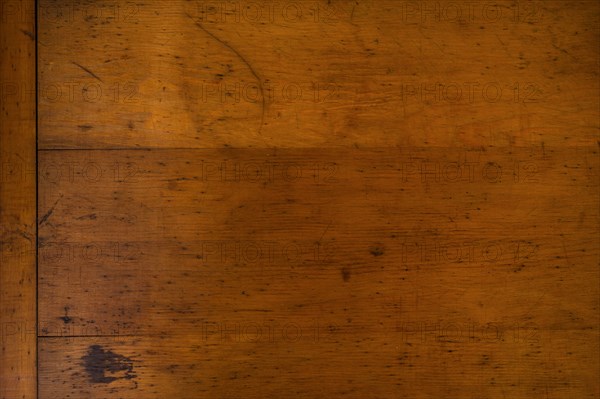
[0,0,37,398]
[33,0,600,398]
[38,147,598,398]
[38,0,598,149]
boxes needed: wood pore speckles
[33,0,600,398]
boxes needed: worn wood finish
[36,0,599,398]
[38,0,598,149]
[0,0,37,398]
[38,147,599,398]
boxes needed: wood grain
[35,0,600,398]
[0,0,37,398]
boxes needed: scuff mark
[76,213,97,220]
[186,13,265,134]
[71,61,103,83]
[495,34,505,46]
[82,345,137,385]
[350,1,358,22]
[78,124,94,132]
[20,29,35,41]
[561,237,573,268]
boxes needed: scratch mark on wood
[318,221,333,244]
[186,13,265,134]
[39,195,63,226]
[16,228,33,243]
[350,1,358,22]
[71,61,103,83]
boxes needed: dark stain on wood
[60,306,72,324]
[341,267,351,282]
[370,247,385,257]
[81,345,137,384]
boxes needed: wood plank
[0,1,37,398]
[38,146,599,397]
[38,331,600,399]
[38,0,599,149]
